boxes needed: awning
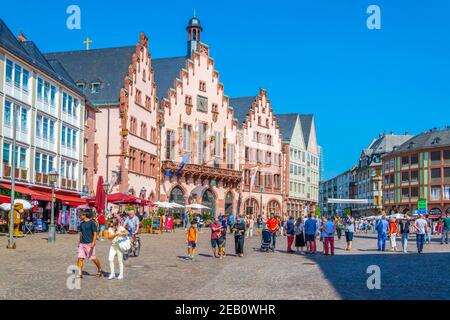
[54,193,85,206]
[0,182,51,201]
[0,195,11,204]
[106,193,152,206]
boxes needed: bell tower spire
[186,15,203,57]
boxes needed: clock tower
[186,16,203,57]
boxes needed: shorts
[345,232,354,242]
[188,241,197,248]
[100,225,105,233]
[211,238,223,248]
[78,243,96,260]
[305,234,316,241]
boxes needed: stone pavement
[0,229,449,300]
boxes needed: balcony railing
[35,172,49,185]
[61,178,77,190]
[2,164,28,181]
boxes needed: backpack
[98,214,106,225]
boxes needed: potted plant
[203,212,211,226]
[140,218,152,233]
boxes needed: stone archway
[244,198,259,217]
[202,188,214,210]
[225,191,233,215]
[169,186,185,205]
[267,200,281,216]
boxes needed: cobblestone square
[0,230,449,300]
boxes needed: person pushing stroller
[260,227,272,252]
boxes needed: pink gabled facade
[114,33,158,199]
[159,17,241,215]
[47,33,159,201]
[91,33,158,200]
[231,89,284,218]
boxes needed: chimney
[17,32,27,42]
[383,131,386,137]
[390,130,394,135]
[405,131,409,135]
[379,133,382,138]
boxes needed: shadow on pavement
[305,251,450,300]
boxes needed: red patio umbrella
[0,195,11,204]
[94,176,105,213]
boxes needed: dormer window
[77,82,85,90]
[91,82,101,93]
[408,141,416,149]
[431,137,441,145]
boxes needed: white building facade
[0,22,85,197]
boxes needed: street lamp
[47,170,59,243]
[140,187,147,198]
[158,121,163,202]
[7,104,18,249]
[211,179,215,219]
[103,181,110,218]
[140,186,147,217]
[259,184,263,218]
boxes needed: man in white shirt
[414,214,428,253]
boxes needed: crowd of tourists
[183,211,450,260]
[72,207,450,281]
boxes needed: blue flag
[165,153,190,177]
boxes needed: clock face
[197,96,208,112]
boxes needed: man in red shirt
[210,218,223,258]
[266,214,279,251]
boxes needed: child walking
[186,221,198,260]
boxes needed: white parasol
[185,203,210,210]
[154,201,175,209]
[169,202,184,209]
[389,213,404,220]
[0,199,33,211]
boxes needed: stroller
[260,228,271,252]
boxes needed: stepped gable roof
[229,96,256,127]
[152,56,187,101]
[46,44,188,104]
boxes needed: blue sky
[2,0,449,179]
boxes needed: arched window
[169,186,185,205]
[244,198,259,217]
[225,192,233,215]
[267,200,281,216]
[202,189,214,209]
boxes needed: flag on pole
[249,166,259,198]
[165,153,190,177]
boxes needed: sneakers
[108,274,115,280]
[117,274,123,280]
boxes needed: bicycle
[130,234,141,257]
[124,233,141,258]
